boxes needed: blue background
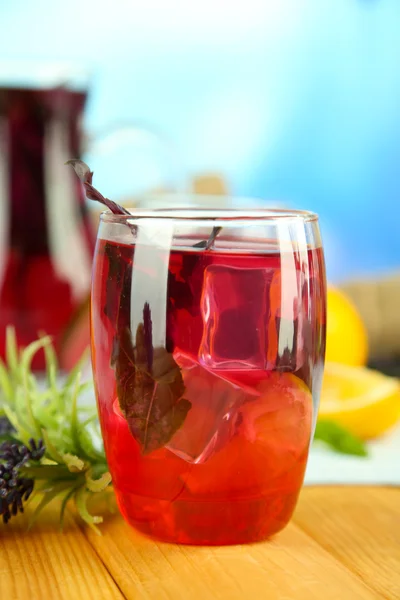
[1,0,399,281]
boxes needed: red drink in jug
[0,86,94,370]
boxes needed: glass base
[115,488,300,545]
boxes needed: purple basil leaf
[115,306,191,454]
[65,158,93,184]
[192,226,222,249]
[66,159,131,216]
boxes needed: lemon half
[320,362,400,439]
[326,287,368,366]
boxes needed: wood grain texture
[293,486,400,600]
[79,509,378,599]
[1,487,398,599]
[0,502,123,600]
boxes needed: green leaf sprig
[0,328,111,532]
[314,419,368,457]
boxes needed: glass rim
[100,207,319,224]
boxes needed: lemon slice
[326,287,368,366]
[320,362,400,439]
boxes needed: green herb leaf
[62,453,87,473]
[59,487,78,532]
[75,486,103,534]
[314,420,368,457]
[0,326,111,531]
[115,305,191,454]
[29,481,76,530]
[5,327,19,379]
[21,464,77,480]
[85,470,112,493]
[0,360,13,404]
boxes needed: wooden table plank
[0,502,124,600]
[79,505,379,600]
[2,487,398,599]
[293,486,400,600]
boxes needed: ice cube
[183,373,312,498]
[198,263,307,372]
[238,372,313,482]
[166,352,259,464]
[199,264,273,370]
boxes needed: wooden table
[1,486,399,599]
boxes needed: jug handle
[83,123,191,204]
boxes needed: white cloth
[305,425,400,486]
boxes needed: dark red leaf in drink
[67,159,222,249]
[66,159,131,216]
[192,226,222,250]
[114,305,191,454]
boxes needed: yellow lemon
[320,362,400,439]
[326,286,368,366]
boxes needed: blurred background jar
[0,60,187,371]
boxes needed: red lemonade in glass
[91,210,326,545]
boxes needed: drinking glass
[91,207,326,545]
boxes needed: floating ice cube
[198,264,274,370]
[198,263,307,373]
[166,352,259,464]
[237,372,313,481]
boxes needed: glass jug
[0,61,184,370]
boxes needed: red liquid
[0,87,94,370]
[92,235,326,545]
